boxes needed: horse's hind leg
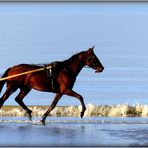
[15,87,32,120]
[0,84,17,108]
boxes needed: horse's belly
[26,74,59,93]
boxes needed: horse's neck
[66,59,85,76]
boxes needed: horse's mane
[30,51,85,67]
[63,51,85,64]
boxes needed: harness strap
[0,67,50,81]
[44,65,55,92]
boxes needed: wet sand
[0,117,148,146]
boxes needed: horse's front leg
[41,93,62,125]
[65,89,86,118]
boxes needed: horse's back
[11,64,41,71]
[6,64,50,90]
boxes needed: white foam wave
[1,104,148,117]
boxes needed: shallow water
[0,117,148,146]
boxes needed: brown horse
[0,46,104,125]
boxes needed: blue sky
[0,2,148,68]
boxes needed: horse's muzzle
[95,67,104,73]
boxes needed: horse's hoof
[26,110,32,121]
[80,111,84,118]
[41,119,46,125]
[28,114,32,121]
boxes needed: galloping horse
[0,46,104,125]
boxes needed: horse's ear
[87,46,95,54]
[92,45,95,50]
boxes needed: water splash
[1,104,148,117]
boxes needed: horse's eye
[92,55,96,60]
[87,56,92,61]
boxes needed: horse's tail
[0,67,11,94]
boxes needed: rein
[0,65,52,82]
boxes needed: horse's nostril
[95,67,104,73]
[99,67,104,72]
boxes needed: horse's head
[85,46,104,73]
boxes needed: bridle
[86,55,99,70]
